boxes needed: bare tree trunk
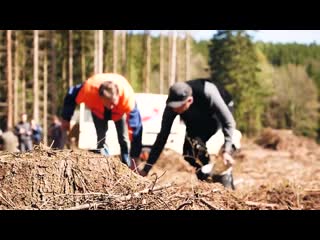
[62,57,67,93]
[81,31,86,81]
[176,35,180,82]
[49,30,57,115]
[94,30,103,74]
[168,32,172,87]
[185,32,191,81]
[159,32,164,94]
[121,30,127,77]
[98,30,103,73]
[94,31,98,74]
[33,30,39,123]
[143,30,151,92]
[68,30,73,88]
[126,30,132,83]
[21,42,26,114]
[169,31,177,86]
[6,30,13,129]
[113,30,118,73]
[43,50,48,146]
[14,31,19,124]
[103,31,112,73]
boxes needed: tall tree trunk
[113,30,118,73]
[103,31,112,73]
[159,32,164,94]
[94,30,103,74]
[94,31,98,74]
[14,31,19,124]
[143,30,151,92]
[33,30,39,123]
[6,30,13,129]
[21,43,26,115]
[98,30,103,73]
[49,30,57,115]
[62,58,67,92]
[127,31,132,83]
[176,35,180,82]
[68,30,73,87]
[169,31,177,86]
[81,31,86,81]
[168,32,172,88]
[43,50,48,146]
[185,32,191,81]
[121,30,127,77]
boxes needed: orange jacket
[76,73,135,121]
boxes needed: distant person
[31,119,43,145]
[139,79,241,189]
[14,113,33,152]
[0,128,19,153]
[49,115,66,149]
[61,73,143,169]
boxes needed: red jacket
[76,73,136,121]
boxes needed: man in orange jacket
[61,73,143,169]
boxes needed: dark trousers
[183,135,211,170]
[92,112,129,165]
[19,138,33,152]
[91,106,143,166]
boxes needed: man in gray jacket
[14,113,33,152]
[139,79,238,189]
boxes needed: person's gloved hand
[222,152,235,166]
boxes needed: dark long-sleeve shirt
[62,84,83,121]
[143,79,236,173]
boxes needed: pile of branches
[3,146,316,210]
[0,146,252,210]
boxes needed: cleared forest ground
[0,129,319,210]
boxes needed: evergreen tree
[209,30,267,135]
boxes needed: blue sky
[133,30,320,44]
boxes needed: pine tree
[209,30,267,135]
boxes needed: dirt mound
[151,149,193,172]
[255,128,319,152]
[0,146,250,210]
[0,147,254,210]
[0,146,150,209]
[146,149,195,185]
[242,184,320,210]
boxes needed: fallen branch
[138,183,172,194]
[176,201,193,210]
[304,189,320,195]
[245,201,279,208]
[200,198,219,210]
[65,202,101,210]
[65,183,172,210]
[149,171,167,191]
